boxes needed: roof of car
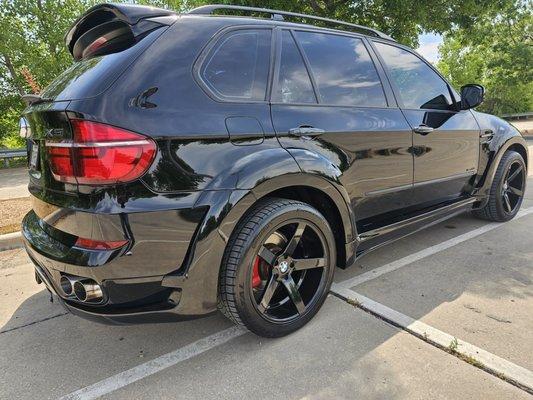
[188,5,395,41]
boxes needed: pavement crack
[463,304,482,313]
[486,314,512,324]
[0,312,68,335]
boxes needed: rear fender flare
[166,151,357,315]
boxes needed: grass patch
[0,158,27,169]
[345,298,361,307]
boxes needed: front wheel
[473,150,527,222]
[218,198,336,337]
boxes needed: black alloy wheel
[500,159,525,215]
[250,219,330,322]
[473,150,527,222]
[218,198,336,337]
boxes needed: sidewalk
[0,168,29,200]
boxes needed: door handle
[289,126,325,137]
[413,125,434,135]
[480,130,494,139]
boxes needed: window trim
[193,25,275,104]
[369,38,461,113]
[271,28,320,105]
[291,29,321,104]
[270,27,394,109]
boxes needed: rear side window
[275,31,317,104]
[374,42,454,110]
[295,31,387,107]
[200,29,271,101]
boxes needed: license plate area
[29,141,40,171]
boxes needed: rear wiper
[22,94,53,106]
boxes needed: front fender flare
[475,135,529,203]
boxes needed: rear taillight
[46,120,156,185]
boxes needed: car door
[270,28,415,231]
[372,41,480,206]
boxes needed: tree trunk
[1,53,25,96]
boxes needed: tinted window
[275,31,317,104]
[41,28,164,101]
[374,42,453,110]
[201,30,271,101]
[295,31,387,107]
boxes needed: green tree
[438,3,532,115]
[0,0,91,147]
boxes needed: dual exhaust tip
[60,276,103,303]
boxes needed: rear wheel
[218,198,336,337]
[473,150,526,222]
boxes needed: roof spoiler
[65,3,176,59]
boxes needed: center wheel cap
[279,261,290,274]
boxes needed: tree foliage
[0,0,530,147]
[438,2,532,115]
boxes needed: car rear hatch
[23,4,176,196]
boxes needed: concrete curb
[0,232,23,251]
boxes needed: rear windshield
[41,27,165,101]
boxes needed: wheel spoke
[258,245,277,266]
[507,165,523,183]
[258,275,280,313]
[283,222,306,257]
[508,185,523,197]
[503,192,512,212]
[292,257,326,271]
[281,275,305,314]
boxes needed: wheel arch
[475,135,529,203]
[256,185,350,268]
[167,169,357,316]
[507,143,529,169]
[221,172,357,268]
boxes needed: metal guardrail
[0,148,26,168]
[501,112,533,121]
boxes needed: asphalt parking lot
[1,174,532,400]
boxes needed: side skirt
[353,197,476,261]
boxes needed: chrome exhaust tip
[73,279,103,303]
[60,276,74,296]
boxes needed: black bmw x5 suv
[21,3,528,337]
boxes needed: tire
[473,150,527,222]
[218,198,336,337]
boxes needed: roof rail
[188,5,395,41]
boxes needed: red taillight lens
[46,120,156,185]
[75,237,128,250]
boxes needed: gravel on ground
[0,198,30,235]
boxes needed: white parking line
[337,207,533,289]
[332,286,533,393]
[59,326,247,400]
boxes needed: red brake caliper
[252,256,262,288]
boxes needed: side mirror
[460,84,484,110]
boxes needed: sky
[416,33,443,64]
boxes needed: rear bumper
[22,196,215,323]
[32,259,206,324]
